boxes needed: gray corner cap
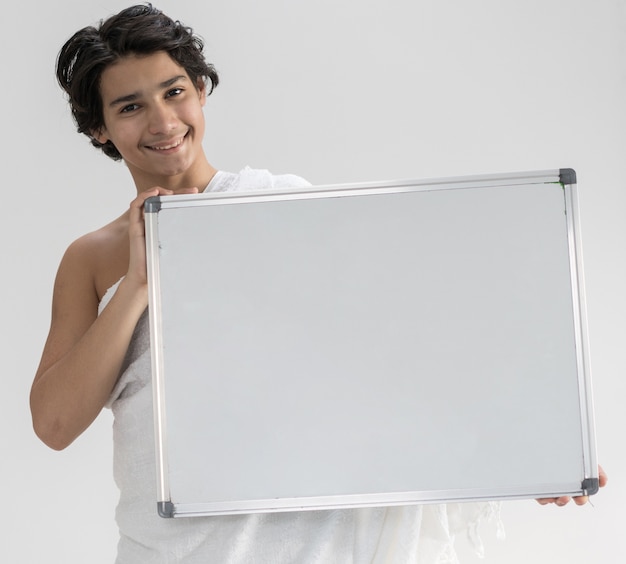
[559,168,577,186]
[145,196,162,213]
[158,501,175,518]
[581,477,600,496]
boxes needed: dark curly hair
[56,3,219,161]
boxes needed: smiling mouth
[147,133,187,151]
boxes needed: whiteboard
[145,169,598,518]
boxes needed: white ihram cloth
[101,168,503,563]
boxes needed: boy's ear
[196,79,207,105]
[92,128,109,145]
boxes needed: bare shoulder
[34,215,129,380]
[62,213,130,300]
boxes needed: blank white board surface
[145,169,598,518]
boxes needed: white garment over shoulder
[101,168,502,564]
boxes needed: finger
[130,188,167,210]
[129,188,173,221]
[127,188,171,242]
[139,187,174,200]
[554,496,571,507]
[573,495,589,506]
[598,465,608,487]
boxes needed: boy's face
[95,51,207,189]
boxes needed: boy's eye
[166,87,183,98]
[120,103,139,114]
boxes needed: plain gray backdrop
[3,0,623,562]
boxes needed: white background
[2,0,623,562]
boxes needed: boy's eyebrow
[108,75,188,108]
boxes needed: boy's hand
[536,465,607,506]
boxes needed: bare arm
[30,187,178,450]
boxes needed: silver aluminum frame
[563,180,598,486]
[145,212,171,512]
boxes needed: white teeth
[151,137,184,150]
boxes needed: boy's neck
[131,159,218,194]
